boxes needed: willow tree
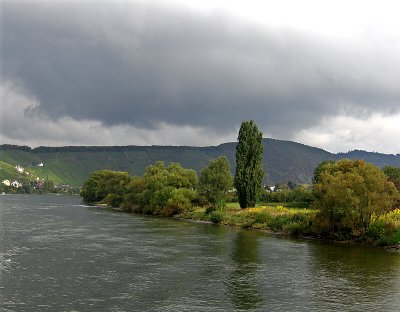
[234,120,264,208]
[199,156,233,206]
[313,159,399,234]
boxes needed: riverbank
[99,201,400,250]
[176,204,400,251]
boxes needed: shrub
[210,211,224,224]
[283,221,309,236]
[205,206,217,214]
[376,229,400,246]
[161,188,196,217]
[366,221,387,241]
[268,216,291,230]
[251,210,272,224]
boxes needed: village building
[15,165,24,173]
[11,181,22,188]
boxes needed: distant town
[1,163,79,194]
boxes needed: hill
[1,139,399,187]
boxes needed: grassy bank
[177,203,400,247]
[179,203,317,234]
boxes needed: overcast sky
[1,0,399,153]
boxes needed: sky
[1,0,399,153]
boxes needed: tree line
[80,120,400,241]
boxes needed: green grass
[179,204,317,236]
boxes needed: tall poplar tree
[234,120,264,208]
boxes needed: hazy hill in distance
[1,138,399,187]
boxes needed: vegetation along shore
[81,121,400,248]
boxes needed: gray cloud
[1,1,400,143]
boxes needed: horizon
[1,137,399,156]
[1,0,399,154]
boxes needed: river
[1,195,399,311]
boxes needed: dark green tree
[80,170,131,203]
[234,120,264,208]
[199,156,233,206]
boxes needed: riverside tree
[122,161,198,216]
[234,120,264,208]
[313,159,399,235]
[199,156,233,206]
[80,170,131,204]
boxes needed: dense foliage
[199,156,233,206]
[80,170,131,204]
[259,185,314,208]
[312,159,399,237]
[121,162,198,216]
[234,120,264,208]
[383,166,400,190]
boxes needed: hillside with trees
[1,139,399,187]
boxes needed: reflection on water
[1,195,400,312]
[308,243,400,311]
[226,231,262,310]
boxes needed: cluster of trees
[81,157,235,216]
[81,120,266,214]
[259,185,314,207]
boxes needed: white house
[2,179,10,186]
[37,163,44,167]
[15,165,24,173]
[11,181,22,188]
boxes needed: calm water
[0,195,399,311]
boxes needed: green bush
[366,220,399,245]
[366,221,387,240]
[283,221,309,236]
[376,229,400,246]
[161,188,196,216]
[251,211,272,224]
[205,206,217,214]
[210,211,224,224]
[268,216,291,230]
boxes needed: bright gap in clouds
[295,114,400,154]
[168,0,400,38]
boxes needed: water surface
[1,195,399,311]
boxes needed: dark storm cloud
[2,1,399,138]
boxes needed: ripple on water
[1,195,400,312]
[0,246,30,272]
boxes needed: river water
[0,195,399,311]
